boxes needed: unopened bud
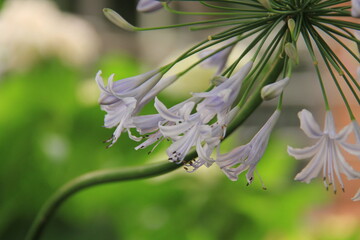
[285,43,299,65]
[103,8,136,31]
[288,19,296,40]
[261,77,290,100]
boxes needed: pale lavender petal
[154,97,182,122]
[298,109,323,139]
[287,139,323,160]
[294,142,326,183]
[339,142,360,156]
[352,188,360,201]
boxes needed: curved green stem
[26,55,284,240]
[25,161,180,240]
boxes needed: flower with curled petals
[288,110,360,193]
[193,61,253,122]
[96,70,164,147]
[216,109,281,184]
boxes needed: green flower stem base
[26,55,284,240]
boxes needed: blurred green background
[0,1,359,240]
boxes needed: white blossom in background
[217,109,281,184]
[288,110,360,193]
[0,0,99,73]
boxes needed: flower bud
[103,8,136,31]
[288,19,296,40]
[261,77,290,100]
[285,43,299,65]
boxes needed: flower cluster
[97,1,360,200]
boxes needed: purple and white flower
[193,61,253,122]
[288,110,360,193]
[217,109,281,183]
[96,69,164,147]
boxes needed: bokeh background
[0,0,359,239]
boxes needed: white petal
[287,139,323,160]
[154,97,182,122]
[352,188,360,201]
[294,141,327,183]
[298,109,323,139]
[339,142,360,156]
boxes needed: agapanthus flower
[137,0,163,13]
[288,110,360,193]
[352,0,360,18]
[96,70,164,147]
[133,97,198,151]
[198,39,237,75]
[216,109,281,183]
[192,61,253,122]
[187,106,240,172]
[154,97,213,163]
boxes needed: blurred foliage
[0,54,358,240]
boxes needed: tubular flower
[216,109,281,184]
[288,110,360,193]
[96,70,163,147]
[193,61,253,122]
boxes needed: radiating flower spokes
[216,109,281,184]
[288,110,360,193]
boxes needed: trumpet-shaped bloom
[217,109,281,183]
[96,70,163,147]
[187,107,240,172]
[288,110,360,193]
[193,61,253,122]
[137,0,163,13]
[155,97,213,163]
[352,0,360,18]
